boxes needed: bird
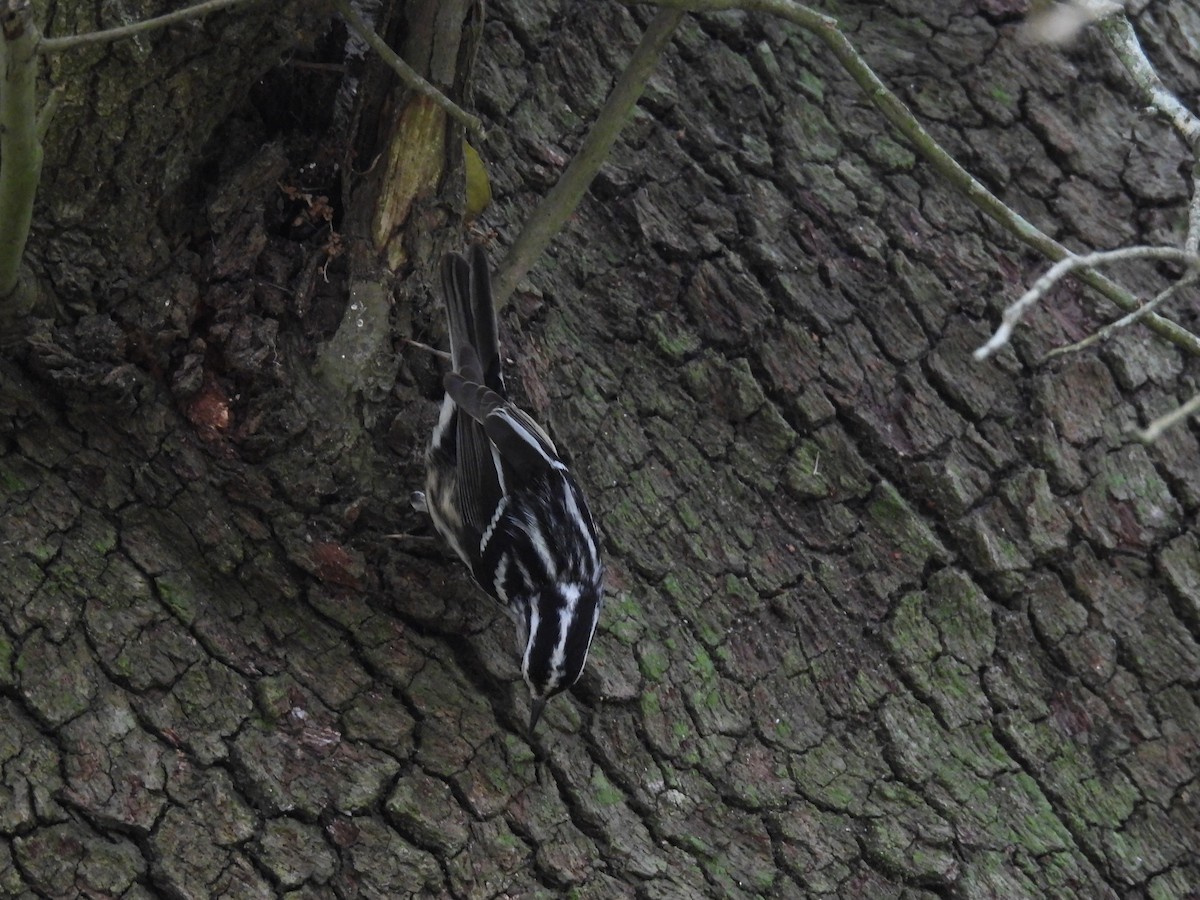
[411,244,604,732]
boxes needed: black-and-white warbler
[412,245,604,731]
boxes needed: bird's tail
[440,244,504,395]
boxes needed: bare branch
[38,0,258,54]
[1136,391,1200,443]
[1187,178,1200,258]
[1097,13,1200,255]
[982,12,1200,366]
[491,8,684,306]
[333,0,486,145]
[1098,14,1200,151]
[618,0,1200,358]
[975,246,1200,360]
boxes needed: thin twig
[1097,13,1200,255]
[618,0,1200,359]
[492,8,684,306]
[1098,14,1200,149]
[1136,391,1200,443]
[402,337,451,361]
[35,85,64,140]
[975,246,1200,360]
[333,0,486,145]
[38,0,257,53]
[1042,273,1198,362]
[1187,174,1200,259]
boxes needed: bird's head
[515,577,604,732]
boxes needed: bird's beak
[528,696,547,734]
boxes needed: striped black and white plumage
[412,245,604,731]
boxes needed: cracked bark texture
[3,0,1200,898]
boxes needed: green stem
[0,0,41,301]
[491,8,685,306]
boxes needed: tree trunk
[3,1,1199,897]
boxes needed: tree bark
[2,1,1199,897]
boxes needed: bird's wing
[444,365,562,494]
